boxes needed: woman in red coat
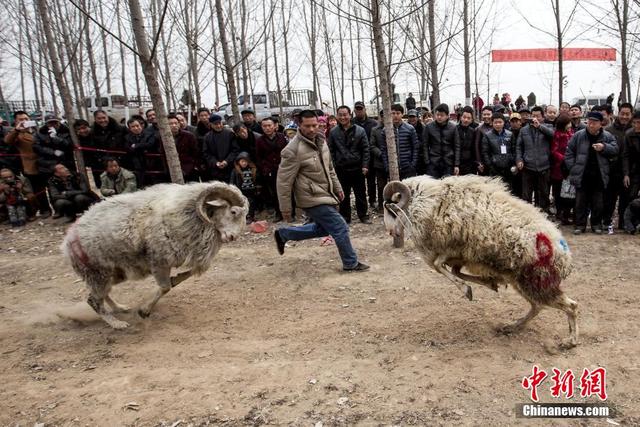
[550,113,574,224]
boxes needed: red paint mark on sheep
[67,224,90,267]
[523,233,560,291]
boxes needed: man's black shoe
[343,262,370,272]
[274,229,285,255]
[359,216,372,224]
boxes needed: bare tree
[36,0,86,177]
[128,0,184,184]
[215,0,240,121]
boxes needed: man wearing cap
[329,105,371,224]
[564,111,618,234]
[569,104,586,132]
[369,109,388,210]
[202,114,239,182]
[275,109,369,272]
[241,109,263,134]
[518,107,531,126]
[423,103,460,178]
[353,101,378,209]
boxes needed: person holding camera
[48,164,96,223]
[33,115,75,176]
[0,168,37,227]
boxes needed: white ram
[383,175,578,347]
[61,182,248,329]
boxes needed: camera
[5,179,16,186]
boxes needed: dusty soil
[1,211,639,426]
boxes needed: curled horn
[383,181,411,210]
[196,184,246,223]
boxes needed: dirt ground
[1,210,639,426]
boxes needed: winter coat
[202,128,239,181]
[622,129,640,181]
[124,130,157,173]
[380,122,419,173]
[99,167,137,196]
[244,121,263,135]
[369,124,385,171]
[474,122,493,166]
[255,132,288,176]
[515,124,554,172]
[564,128,618,189]
[235,131,259,162]
[550,129,573,181]
[170,130,200,177]
[277,131,343,211]
[328,124,370,172]
[4,127,38,174]
[91,117,127,153]
[48,172,94,202]
[422,120,460,168]
[33,124,75,174]
[482,129,515,174]
[352,116,378,139]
[456,124,477,174]
[605,119,632,177]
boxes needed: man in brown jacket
[274,110,369,272]
[5,111,49,217]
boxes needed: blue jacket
[380,122,419,173]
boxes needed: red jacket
[255,132,288,176]
[551,129,573,181]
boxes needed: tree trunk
[263,0,270,103]
[116,0,128,105]
[84,0,101,101]
[215,0,240,121]
[463,0,471,106]
[128,0,184,184]
[21,0,40,113]
[281,0,291,98]
[228,4,242,107]
[98,0,112,94]
[240,0,249,105]
[554,0,563,104]
[428,0,440,107]
[371,0,402,247]
[36,0,86,178]
[208,0,220,108]
[271,7,284,118]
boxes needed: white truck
[223,89,317,123]
[83,94,153,123]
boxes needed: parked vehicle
[222,89,317,123]
[84,94,153,123]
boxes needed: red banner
[492,48,616,62]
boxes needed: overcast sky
[2,0,638,111]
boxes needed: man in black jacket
[329,105,371,224]
[48,164,96,222]
[565,111,618,234]
[456,106,477,175]
[603,102,633,233]
[516,106,554,211]
[423,103,460,178]
[202,114,239,182]
[33,116,75,176]
[353,101,378,209]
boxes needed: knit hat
[407,109,418,117]
[236,151,250,161]
[209,113,222,123]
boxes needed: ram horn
[195,184,246,223]
[383,181,411,210]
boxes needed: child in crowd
[231,152,258,223]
